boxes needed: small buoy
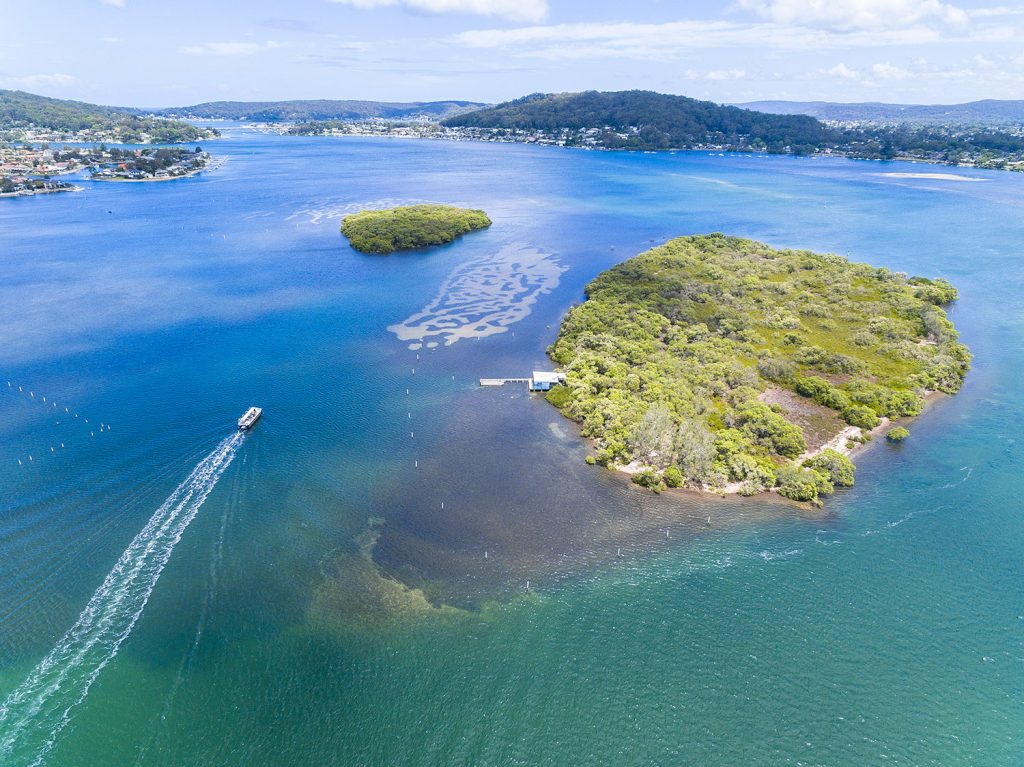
[484,551,488,559]
[65,407,69,413]
[18,459,22,465]
[617,547,621,556]
[42,396,46,402]
[415,460,418,467]
[28,455,33,462]
[416,354,419,360]
[61,443,64,448]
[412,368,415,374]
[84,419,88,424]
[30,391,34,398]
[525,580,530,590]
[406,389,409,395]
[410,432,414,438]
[666,529,670,538]
[51,446,55,453]
[707,515,711,524]
[91,431,94,437]
[18,386,22,392]
[441,502,444,509]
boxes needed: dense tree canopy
[340,205,491,254]
[546,234,970,502]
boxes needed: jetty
[479,371,566,392]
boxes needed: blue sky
[1,0,1022,106]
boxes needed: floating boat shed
[479,371,566,391]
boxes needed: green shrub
[776,465,831,502]
[841,403,880,429]
[663,466,684,488]
[795,376,850,411]
[632,469,665,492]
[804,449,855,487]
[886,426,910,442]
[545,385,573,409]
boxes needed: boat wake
[0,433,243,765]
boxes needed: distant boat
[238,407,262,431]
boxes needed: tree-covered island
[341,204,491,254]
[545,234,970,504]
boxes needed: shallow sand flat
[388,244,565,348]
[876,172,988,182]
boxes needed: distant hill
[0,89,214,142]
[738,100,1024,126]
[442,91,837,151]
[154,99,488,122]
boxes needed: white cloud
[4,73,78,88]
[455,19,974,60]
[871,62,912,78]
[706,69,747,80]
[737,0,969,31]
[182,41,287,56]
[329,0,548,23]
[824,62,862,79]
[101,0,125,6]
[682,68,748,81]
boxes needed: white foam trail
[0,433,243,765]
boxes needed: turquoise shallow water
[0,132,1022,765]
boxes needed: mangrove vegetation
[341,204,491,254]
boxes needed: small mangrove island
[341,204,491,254]
[546,234,970,504]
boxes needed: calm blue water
[0,131,1022,765]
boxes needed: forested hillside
[445,91,835,152]
[156,99,486,122]
[0,90,216,142]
